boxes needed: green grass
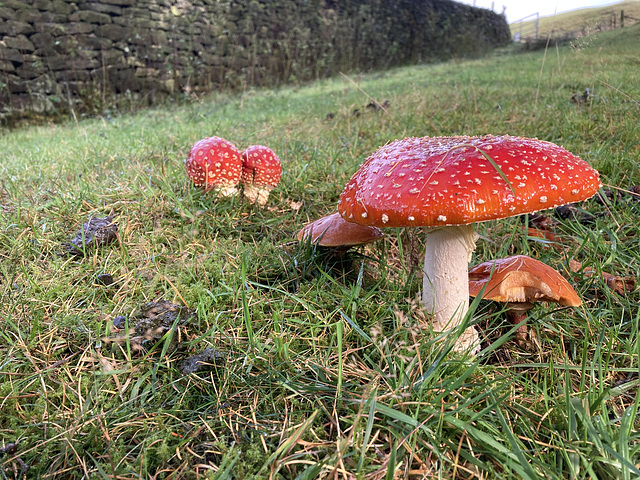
[1,25,640,478]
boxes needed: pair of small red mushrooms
[185,136,282,206]
[300,134,601,353]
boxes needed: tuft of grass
[1,26,639,478]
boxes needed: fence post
[621,10,625,28]
[512,12,540,42]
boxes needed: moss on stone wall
[0,0,510,123]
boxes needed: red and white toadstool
[337,135,601,352]
[241,145,282,206]
[185,136,243,196]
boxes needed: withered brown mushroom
[297,212,383,250]
[468,255,582,343]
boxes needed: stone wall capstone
[0,0,511,123]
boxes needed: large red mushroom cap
[338,135,601,227]
[185,136,243,196]
[241,145,282,206]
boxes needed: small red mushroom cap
[185,136,243,195]
[338,135,601,227]
[241,145,282,205]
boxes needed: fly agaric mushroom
[468,255,582,343]
[185,136,243,195]
[337,135,600,352]
[241,145,282,206]
[297,212,383,249]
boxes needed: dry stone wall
[0,0,511,123]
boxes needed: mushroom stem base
[243,184,274,206]
[422,224,479,353]
[207,184,239,197]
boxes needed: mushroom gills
[492,271,558,303]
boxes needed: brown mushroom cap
[468,255,582,306]
[297,212,384,247]
[338,135,601,228]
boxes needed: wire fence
[511,13,539,42]
[511,9,640,44]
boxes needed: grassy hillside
[511,0,640,40]
[0,23,639,478]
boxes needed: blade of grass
[241,251,254,350]
[385,440,397,480]
[257,410,319,477]
[339,309,372,343]
[336,316,343,399]
[489,391,544,480]
[356,387,378,472]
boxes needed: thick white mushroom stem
[422,224,480,353]
[243,184,274,206]
[215,185,239,197]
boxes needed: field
[1,23,640,479]
[511,0,640,40]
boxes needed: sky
[455,0,623,24]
